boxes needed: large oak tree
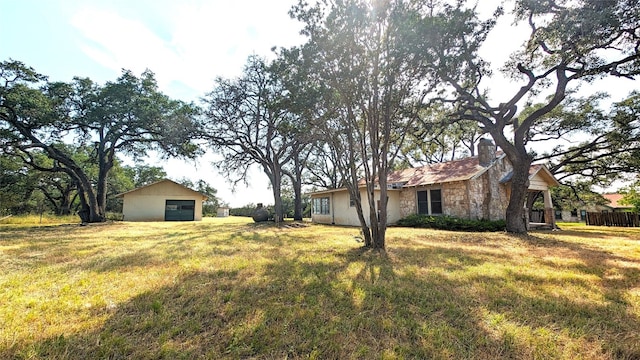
[203,56,302,223]
[0,60,200,222]
[416,0,640,233]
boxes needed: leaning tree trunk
[348,186,372,247]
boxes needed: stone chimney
[477,138,496,167]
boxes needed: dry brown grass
[1,218,638,359]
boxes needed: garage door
[165,200,195,221]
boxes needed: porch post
[543,189,556,229]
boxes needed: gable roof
[115,179,208,200]
[528,164,561,187]
[499,163,561,187]
[602,193,633,209]
[388,155,559,188]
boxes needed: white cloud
[69,1,302,207]
[70,1,303,100]
[71,8,179,80]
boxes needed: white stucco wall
[311,188,402,227]
[121,181,204,221]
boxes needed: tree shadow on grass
[549,227,640,241]
[481,233,640,358]
[1,256,526,357]
[4,230,640,359]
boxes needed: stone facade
[399,189,416,218]
[399,156,513,221]
[482,156,511,220]
[311,139,558,227]
[443,182,468,218]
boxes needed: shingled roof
[314,152,557,196]
[386,154,506,187]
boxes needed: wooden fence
[586,212,640,227]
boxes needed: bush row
[397,214,506,232]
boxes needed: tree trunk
[74,174,105,223]
[348,186,372,247]
[96,173,108,218]
[505,158,532,233]
[284,166,304,221]
[372,187,388,249]
[273,187,284,224]
[366,186,383,249]
[58,190,72,216]
[290,154,304,221]
[266,165,284,224]
[96,147,114,219]
[292,180,303,221]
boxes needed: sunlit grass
[0,214,79,226]
[1,217,639,359]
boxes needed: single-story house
[558,193,635,222]
[310,139,560,228]
[601,193,634,212]
[115,179,207,221]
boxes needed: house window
[349,194,356,207]
[430,189,442,214]
[555,210,563,220]
[571,208,578,217]
[312,197,330,215]
[418,190,428,214]
[417,189,443,215]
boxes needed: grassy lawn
[1,217,639,359]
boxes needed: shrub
[397,214,506,232]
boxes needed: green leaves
[1,61,202,222]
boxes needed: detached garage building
[116,179,207,221]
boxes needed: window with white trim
[312,197,330,215]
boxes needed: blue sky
[0,0,304,206]
[1,0,636,204]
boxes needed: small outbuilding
[115,179,207,222]
[216,207,230,217]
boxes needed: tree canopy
[413,0,640,233]
[0,60,201,222]
[290,0,446,248]
[203,55,307,223]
